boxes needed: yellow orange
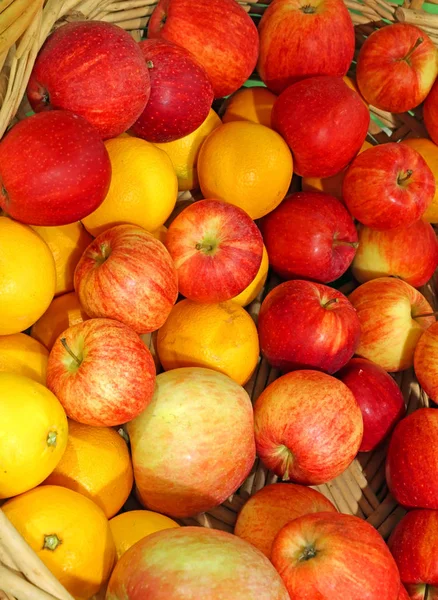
[222,86,277,128]
[232,245,269,307]
[0,333,48,384]
[198,121,293,219]
[82,137,178,237]
[401,137,438,223]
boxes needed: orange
[343,75,369,107]
[109,510,179,560]
[232,245,269,307]
[157,299,260,385]
[198,121,293,219]
[31,291,89,350]
[401,137,438,223]
[31,222,93,296]
[81,136,178,237]
[0,333,48,384]
[0,217,56,335]
[44,419,134,519]
[154,109,222,191]
[2,485,116,600]
[222,87,277,128]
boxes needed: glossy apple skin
[414,322,438,403]
[257,0,354,94]
[106,527,289,600]
[47,318,156,427]
[126,367,255,518]
[271,512,400,600]
[272,76,370,178]
[130,39,213,143]
[0,111,111,226]
[165,199,263,303]
[27,21,150,140]
[424,80,438,148]
[356,23,438,114]
[258,280,361,374]
[349,277,435,372]
[234,483,337,559]
[401,138,438,224]
[260,191,358,283]
[397,585,411,600]
[343,143,435,230]
[74,224,178,334]
[254,370,363,485]
[148,0,259,99]
[337,358,405,452]
[352,220,438,288]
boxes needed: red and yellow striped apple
[401,137,438,224]
[414,322,438,402]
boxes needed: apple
[126,367,255,518]
[130,39,213,143]
[272,76,370,178]
[257,0,354,94]
[0,111,111,226]
[401,137,438,224]
[254,370,363,485]
[74,224,178,334]
[27,21,150,139]
[397,585,410,600]
[351,220,438,288]
[424,80,438,147]
[165,199,263,303]
[260,191,358,283]
[337,358,406,452]
[271,512,400,600]
[106,527,289,600]
[148,0,259,99]
[234,483,337,558]
[343,142,435,230]
[414,322,438,403]
[348,277,435,372]
[386,408,438,509]
[46,318,156,427]
[258,280,361,374]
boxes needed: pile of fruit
[2,0,438,599]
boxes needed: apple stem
[323,298,339,309]
[147,60,154,69]
[414,311,438,319]
[397,170,413,185]
[60,338,82,367]
[402,37,424,63]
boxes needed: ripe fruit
[232,245,269,307]
[0,333,48,384]
[401,137,438,223]
[424,80,438,146]
[222,87,277,128]
[414,322,438,403]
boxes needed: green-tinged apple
[126,367,255,518]
[46,318,156,427]
[234,483,337,558]
[254,370,363,485]
[414,322,438,402]
[348,277,435,372]
[74,224,178,334]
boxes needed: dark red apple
[272,76,370,177]
[398,585,410,600]
[0,111,111,226]
[260,191,358,283]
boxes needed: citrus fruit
[0,333,48,384]
[81,136,178,237]
[0,373,68,499]
[232,244,269,307]
[30,291,89,350]
[109,510,179,560]
[197,121,293,219]
[0,217,56,335]
[222,87,277,128]
[157,299,260,385]
[44,419,134,518]
[401,137,438,223]
[32,222,93,296]
[154,109,222,191]
[2,485,116,600]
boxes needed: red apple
[74,224,178,334]
[126,367,255,517]
[272,76,370,177]
[254,370,363,484]
[165,199,263,303]
[130,39,213,143]
[271,512,400,600]
[397,585,411,600]
[260,191,358,283]
[47,318,156,426]
[234,483,337,558]
[356,23,438,114]
[258,0,354,94]
[258,280,361,374]
[343,143,435,230]
[106,527,290,600]
[148,0,259,99]
[414,322,438,402]
[337,358,406,452]
[0,111,111,226]
[348,277,435,372]
[352,220,438,288]
[424,80,438,146]
[386,408,438,509]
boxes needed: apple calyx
[60,337,82,368]
[397,170,413,187]
[300,5,317,14]
[401,37,424,65]
[298,544,318,562]
[147,60,154,69]
[46,430,58,447]
[43,534,62,551]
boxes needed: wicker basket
[0,0,437,598]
